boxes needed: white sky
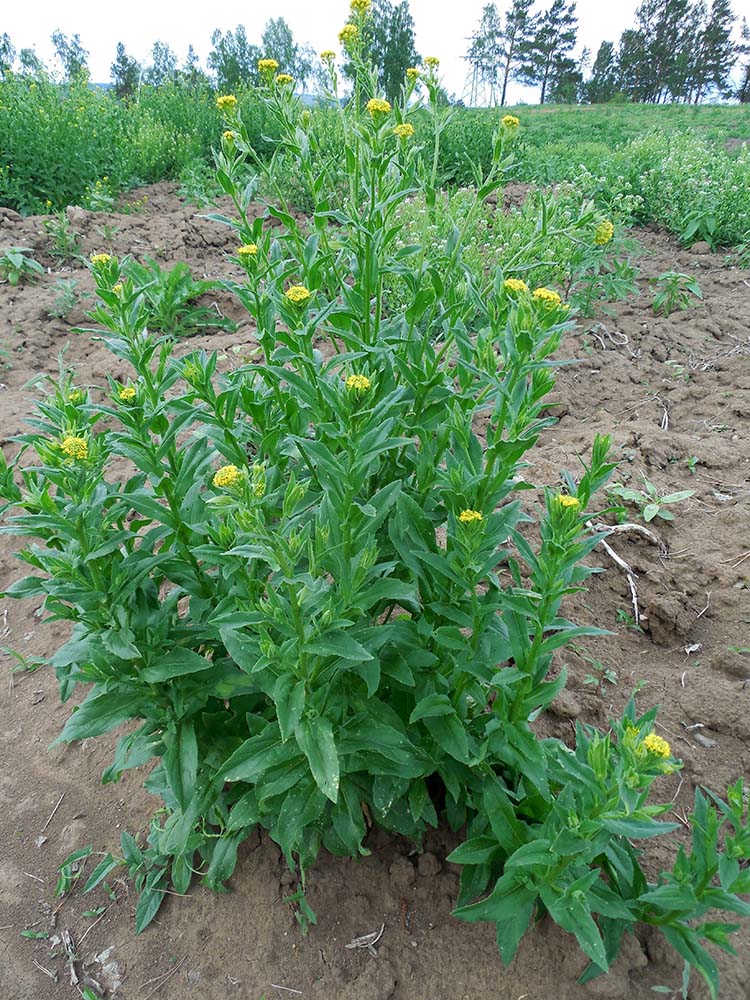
[0,0,671,101]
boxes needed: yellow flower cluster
[556,494,580,509]
[216,94,237,112]
[502,114,520,129]
[503,278,528,294]
[118,385,136,402]
[339,24,358,44]
[393,123,415,139]
[285,285,311,305]
[222,130,236,143]
[406,67,420,80]
[213,464,241,488]
[112,282,123,295]
[89,253,111,266]
[237,244,258,257]
[594,220,615,246]
[459,509,483,524]
[533,287,562,307]
[366,97,392,116]
[346,374,371,391]
[321,49,336,61]
[424,56,440,68]
[275,73,294,85]
[643,732,671,758]
[61,435,88,461]
[258,58,280,74]
[351,0,371,12]
[68,390,85,405]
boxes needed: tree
[208,26,260,90]
[585,41,620,102]
[629,0,693,101]
[144,41,178,87]
[688,0,736,101]
[515,0,577,104]
[738,18,750,102]
[110,42,141,98]
[260,17,313,87]
[465,4,504,105]
[498,0,535,105]
[51,29,89,81]
[179,45,209,88]
[0,33,16,80]
[18,48,45,77]
[368,0,420,104]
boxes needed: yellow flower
[642,732,671,759]
[222,130,236,143]
[351,0,371,11]
[533,287,563,307]
[555,494,580,510]
[459,509,483,524]
[216,94,237,112]
[366,97,391,116]
[393,122,415,139]
[346,373,371,391]
[594,220,614,246]
[113,282,123,295]
[89,253,111,266]
[61,435,88,461]
[118,385,136,402]
[424,56,440,69]
[258,58,279,74]
[502,114,520,129]
[503,278,528,294]
[285,284,311,305]
[320,49,336,61]
[275,73,294,85]
[339,23,358,44]
[213,464,242,489]
[406,67,420,80]
[237,243,258,257]
[45,199,53,209]
[68,390,85,405]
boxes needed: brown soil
[1,184,749,1000]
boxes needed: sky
[1,0,655,102]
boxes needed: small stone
[187,970,202,985]
[693,731,718,749]
[417,852,441,879]
[691,241,711,254]
[549,690,582,719]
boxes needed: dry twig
[41,792,65,833]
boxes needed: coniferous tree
[515,0,578,104]
[179,45,208,88]
[110,42,141,98]
[369,0,420,104]
[585,41,620,102]
[738,18,750,102]
[208,26,260,90]
[497,0,534,105]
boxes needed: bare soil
[0,184,749,1000]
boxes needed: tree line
[466,0,749,104]
[0,0,747,105]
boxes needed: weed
[0,247,44,285]
[651,271,702,317]
[608,477,694,523]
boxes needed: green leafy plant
[117,256,237,337]
[43,212,83,263]
[608,477,694,523]
[1,23,748,1000]
[651,271,702,317]
[582,657,618,694]
[0,247,44,285]
[47,278,88,320]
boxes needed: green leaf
[135,878,167,934]
[55,690,144,744]
[425,712,469,763]
[163,720,198,811]
[446,836,502,866]
[83,854,122,893]
[602,817,679,839]
[306,632,374,662]
[141,648,210,682]
[453,871,535,927]
[409,693,455,724]
[274,675,306,742]
[295,717,340,802]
